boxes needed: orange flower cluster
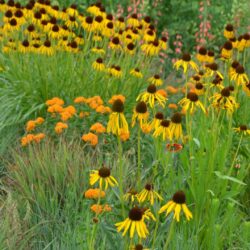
[90,122,106,133]
[84,188,106,199]
[21,133,45,146]
[90,204,112,214]
[55,122,68,134]
[82,132,98,146]
[47,97,76,121]
[25,117,45,131]
[75,96,111,114]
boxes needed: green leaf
[214,171,246,185]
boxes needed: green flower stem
[117,136,125,217]
[152,213,160,248]
[137,126,142,188]
[89,185,103,250]
[163,219,175,250]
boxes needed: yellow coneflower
[75,35,84,45]
[174,53,198,73]
[108,65,122,78]
[65,3,78,16]
[243,33,250,48]
[107,99,129,136]
[86,3,101,16]
[123,33,133,45]
[82,16,94,32]
[18,39,30,53]
[125,42,136,55]
[159,36,168,50]
[178,92,206,114]
[206,50,215,63]
[93,15,104,31]
[148,74,163,86]
[40,40,54,56]
[127,13,140,28]
[92,58,105,71]
[124,189,139,203]
[230,65,249,86]
[153,119,171,140]
[236,35,245,52]
[116,16,125,30]
[229,37,237,48]
[91,46,105,55]
[209,76,224,90]
[102,21,114,37]
[243,82,250,96]
[130,68,143,78]
[196,46,207,63]
[132,101,149,128]
[141,39,161,56]
[194,82,205,95]
[229,60,240,77]
[130,244,149,250]
[90,166,118,190]
[221,41,233,60]
[211,87,239,114]
[137,183,163,205]
[150,112,164,130]
[141,15,151,28]
[224,24,234,39]
[137,84,167,108]
[115,207,149,238]
[191,75,201,84]
[109,36,122,51]
[159,190,193,222]
[233,125,250,136]
[143,29,156,42]
[49,24,62,39]
[169,112,183,141]
[205,63,223,79]
[4,17,20,32]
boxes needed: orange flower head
[55,122,68,134]
[168,103,178,110]
[119,129,130,141]
[90,122,106,133]
[157,89,167,98]
[84,188,106,199]
[79,111,90,118]
[35,117,45,124]
[82,132,98,146]
[26,120,36,131]
[166,86,179,94]
[47,104,64,113]
[46,97,64,106]
[74,96,86,104]
[33,133,45,143]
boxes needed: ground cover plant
[0,0,249,250]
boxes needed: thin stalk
[163,219,175,250]
[117,136,125,217]
[137,126,141,188]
